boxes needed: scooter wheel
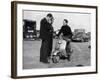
[52,56,60,63]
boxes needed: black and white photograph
[11,1,97,78]
[23,11,91,69]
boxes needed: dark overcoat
[40,18,53,40]
[39,18,53,63]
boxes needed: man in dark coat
[57,19,73,61]
[40,13,54,63]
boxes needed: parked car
[72,31,90,42]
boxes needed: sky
[23,10,91,32]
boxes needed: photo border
[11,1,98,79]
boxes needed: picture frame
[11,1,98,78]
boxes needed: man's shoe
[40,60,50,64]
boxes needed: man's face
[48,17,54,24]
[46,17,50,22]
[63,20,67,26]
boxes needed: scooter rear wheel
[52,55,60,63]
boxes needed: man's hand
[55,35,59,39]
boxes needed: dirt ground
[23,39,91,69]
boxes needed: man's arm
[68,27,73,38]
[69,27,73,36]
[56,26,63,37]
[46,23,52,31]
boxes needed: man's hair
[64,19,68,23]
[47,13,53,18]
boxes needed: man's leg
[63,36,72,61]
[40,40,49,63]
[65,40,72,61]
[47,39,53,62]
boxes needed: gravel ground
[23,39,91,69]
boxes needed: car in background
[72,29,90,42]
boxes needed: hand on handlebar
[55,35,59,39]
